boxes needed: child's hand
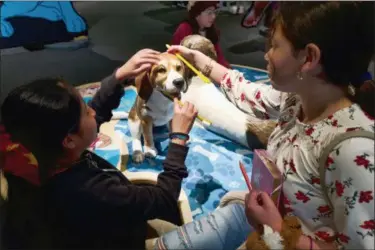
[245,190,283,232]
[115,49,160,80]
[167,45,196,63]
[170,99,197,145]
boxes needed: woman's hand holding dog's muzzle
[115,49,161,80]
[170,98,198,146]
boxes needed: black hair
[1,78,82,183]
[271,2,374,116]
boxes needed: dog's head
[135,52,189,101]
[151,52,189,96]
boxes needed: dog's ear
[135,71,153,102]
[182,63,194,83]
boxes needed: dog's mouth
[161,91,181,101]
[157,77,188,100]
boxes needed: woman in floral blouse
[168,2,374,249]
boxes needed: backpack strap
[319,130,375,210]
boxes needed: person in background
[171,1,230,68]
[172,1,187,8]
[0,49,198,249]
[230,1,245,15]
[168,2,374,249]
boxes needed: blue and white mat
[81,65,269,219]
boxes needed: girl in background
[171,1,230,68]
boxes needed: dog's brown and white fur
[128,53,189,163]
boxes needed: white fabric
[262,225,284,250]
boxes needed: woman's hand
[167,45,196,63]
[245,190,283,233]
[170,99,198,145]
[168,45,228,85]
[115,49,160,80]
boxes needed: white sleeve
[220,70,282,120]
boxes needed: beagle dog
[128,52,189,163]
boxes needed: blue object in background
[232,65,270,83]
[0,1,88,49]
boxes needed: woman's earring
[348,83,356,96]
[297,72,304,80]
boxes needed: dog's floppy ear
[135,70,153,102]
[182,63,192,82]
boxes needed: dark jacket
[2,72,189,249]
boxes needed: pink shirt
[171,22,230,68]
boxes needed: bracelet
[201,59,213,77]
[308,235,313,250]
[169,132,190,141]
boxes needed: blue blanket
[86,65,269,219]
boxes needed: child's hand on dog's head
[171,99,198,144]
[115,49,161,80]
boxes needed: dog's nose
[173,78,185,89]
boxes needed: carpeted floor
[0,48,123,106]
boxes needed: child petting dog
[0,49,197,249]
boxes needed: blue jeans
[154,204,252,250]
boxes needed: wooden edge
[123,171,193,224]
[97,120,125,170]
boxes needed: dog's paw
[132,150,145,164]
[144,146,158,158]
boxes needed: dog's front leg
[128,112,144,164]
[142,117,158,159]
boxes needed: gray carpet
[0,48,123,105]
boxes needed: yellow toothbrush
[161,91,211,125]
[166,44,211,84]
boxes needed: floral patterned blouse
[220,70,375,249]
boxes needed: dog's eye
[158,67,166,74]
[176,65,182,72]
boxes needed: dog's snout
[173,78,185,89]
